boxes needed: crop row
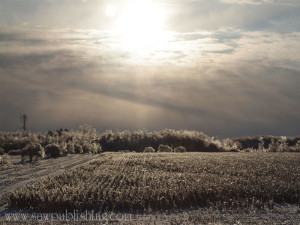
[9,152,300,212]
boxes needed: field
[2,152,300,224]
[0,154,102,210]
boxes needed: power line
[20,113,28,132]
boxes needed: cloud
[1,0,300,138]
[1,0,300,34]
[0,27,300,137]
[221,0,300,5]
[166,0,300,33]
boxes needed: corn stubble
[9,152,300,212]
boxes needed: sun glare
[105,5,116,17]
[116,1,167,47]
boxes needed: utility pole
[20,113,28,132]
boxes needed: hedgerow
[1,127,300,156]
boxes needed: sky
[0,0,300,138]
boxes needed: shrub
[0,147,4,155]
[278,136,289,152]
[241,147,255,152]
[45,144,61,158]
[292,140,300,152]
[93,142,102,153]
[19,138,32,149]
[205,142,223,152]
[8,149,22,155]
[119,150,131,153]
[74,144,83,154]
[144,146,155,153]
[0,155,11,166]
[174,146,186,152]
[158,144,173,152]
[21,143,45,162]
[268,139,278,152]
[59,142,68,154]
[82,142,95,154]
[66,143,75,154]
[47,130,54,136]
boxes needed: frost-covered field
[1,152,300,224]
[0,154,102,210]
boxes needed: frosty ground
[0,153,299,224]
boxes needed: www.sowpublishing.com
[3,210,136,223]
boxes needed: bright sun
[105,5,116,17]
[115,1,167,47]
